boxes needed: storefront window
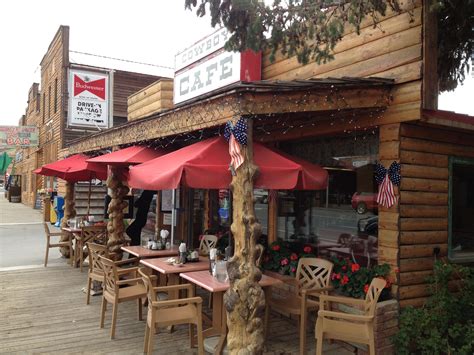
[254,189,269,237]
[449,158,474,262]
[277,135,379,266]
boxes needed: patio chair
[98,255,147,339]
[85,242,139,305]
[315,277,387,355]
[198,234,218,256]
[266,257,333,355]
[43,222,73,267]
[75,225,107,272]
[138,268,204,355]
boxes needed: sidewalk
[0,193,65,268]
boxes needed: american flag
[229,135,244,173]
[375,162,400,208]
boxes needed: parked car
[351,192,377,214]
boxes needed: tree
[184,0,474,92]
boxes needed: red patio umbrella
[34,154,107,182]
[127,137,328,190]
[86,145,166,166]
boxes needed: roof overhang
[67,78,393,154]
[421,109,474,131]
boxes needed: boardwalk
[0,264,351,354]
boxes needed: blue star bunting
[224,117,248,146]
[375,161,401,186]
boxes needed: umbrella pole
[171,189,176,247]
[87,179,92,217]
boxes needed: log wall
[378,122,474,307]
[127,79,174,121]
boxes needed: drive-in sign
[68,69,111,128]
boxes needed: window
[42,94,46,122]
[54,78,58,113]
[48,86,51,118]
[449,157,474,262]
[275,135,379,266]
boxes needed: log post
[224,118,266,354]
[106,167,129,260]
[60,181,76,257]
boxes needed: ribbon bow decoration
[374,161,401,208]
[224,118,248,175]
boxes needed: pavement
[0,192,66,269]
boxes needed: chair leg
[196,318,204,355]
[143,323,150,353]
[110,302,118,339]
[300,312,307,355]
[86,277,92,305]
[315,319,323,355]
[138,298,143,321]
[44,244,49,267]
[79,242,84,272]
[69,240,74,266]
[264,305,270,340]
[189,324,194,348]
[100,297,107,328]
[369,336,376,355]
[147,321,155,355]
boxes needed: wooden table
[62,226,107,270]
[61,227,82,268]
[180,270,282,354]
[140,257,210,298]
[121,245,179,259]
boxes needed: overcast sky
[0,0,472,126]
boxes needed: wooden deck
[0,263,351,354]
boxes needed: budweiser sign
[68,69,111,128]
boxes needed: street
[0,193,65,268]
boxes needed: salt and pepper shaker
[179,242,187,264]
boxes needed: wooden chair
[75,225,107,272]
[43,222,73,267]
[315,277,387,355]
[198,234,218,256]
[266,257,334,355]
[99,256,147,339]
[85,242,139,305]
[138,268,204,355]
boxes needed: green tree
[185,0,474,92]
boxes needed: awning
[128,137,328,190]
[34,154,107,182]
[86,145,166,166]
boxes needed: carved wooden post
[106,167,129,260]
[224,118,266,354]
[60,181,76,257]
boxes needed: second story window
[48,86,51,118]
[54,79,58,113]
[42,94,46,122]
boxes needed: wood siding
[127,79,174,121]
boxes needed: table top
[121,245,179,258]
[180,270,282,293]
[140,257,210,274]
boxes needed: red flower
[303,246,312,253]
[272,245,280,251]
[291,267,296,273]
[363,284,370,293]
[351,263,360,272]
[335,273,341,280]
[280,258,289,266]
[290,253,298,261]
[341,275,349,285]
[342,265,347,271]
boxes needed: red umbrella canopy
[128,137,327,190]
[86,145,165,166]
[34,154,107,182]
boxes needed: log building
[40,1,474,311]
[15,26,167,207]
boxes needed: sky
[0,0,472,126]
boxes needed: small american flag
[375,162,401,208]
[229,135,244,174]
